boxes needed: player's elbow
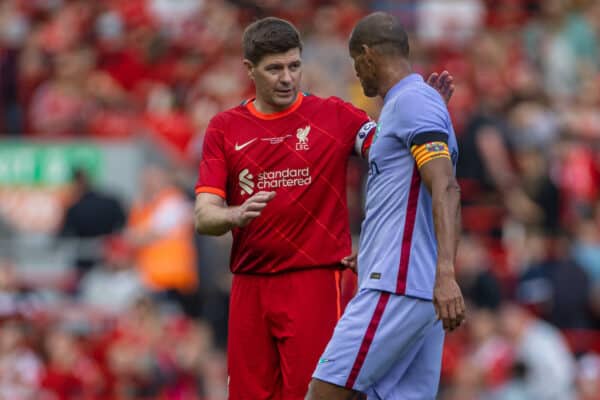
[432,175,461,200]
[446,179,461,197]
[194,216,213,236]
[194,205,230,236]
[194,215,207,235]
[445,181,461,204]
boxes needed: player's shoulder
[416,80,446,104]
[311,94,366,117]
[297,92,333,107]
[391,81,446,114]
[396,80,442,101]
[300,93,341,106]
[318,94,350,107]
[207,103,249,126]
[221,102,250,118]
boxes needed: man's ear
[243,59,254,81]
[362,44,376,68]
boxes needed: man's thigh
[312,289,439,396]
[383,319,444,400]
[269,268,343,399]
[228,269,343,400]
[228,274,280,400]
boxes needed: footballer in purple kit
[307,12,465,400]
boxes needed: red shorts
[227,268,355,399]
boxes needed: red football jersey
[196,93,373,274]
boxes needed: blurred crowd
[0,163,228,400]
[1,0,600,399]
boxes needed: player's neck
[253,94,298,115]
[378,59,412,99]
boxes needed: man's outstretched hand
[231,191,276,228]
[427,70,455,104]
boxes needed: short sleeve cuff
[411,131,448,146]
[195,186,226,198]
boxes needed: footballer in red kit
[196,94,374,400]
[194,16,454,400]
[196,92,373,275]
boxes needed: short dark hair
[349,12,409,58]
[72,167,90,188]
[242,17,303,64]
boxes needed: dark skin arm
[419,156,465,332]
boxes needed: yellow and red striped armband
[410,141,450,169]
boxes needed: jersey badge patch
[425,142,445,152]
[295,125,310,150]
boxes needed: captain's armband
[354,121,377,158]
[410,141,450,169]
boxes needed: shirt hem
[359,284,433,301]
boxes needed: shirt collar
[383,73,423,104]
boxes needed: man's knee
[305,378,359,400]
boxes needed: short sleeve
[393,89,450,147]
[195,116,227,198]
[332,98,372,147]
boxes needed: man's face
[351,50,378,98]
[246,48,302,110]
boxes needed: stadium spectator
[143,83,196,162]
[58,168,126,279]
[523,0,599,100]
[126,164,199,317]
[41,325,107,399]
[0,318,44,399]
[29,47,98,136]
[515,229,593,328]
[457,34,542,229]
[416,0,485,49]
[456,234,502,310]
[77,236,145,315]
[0,260,52,320]
[302,5,354,99]
[498,303,577,400]
[511,143,561,233]
[0,0,28,135]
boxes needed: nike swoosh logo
[235,138,257,151]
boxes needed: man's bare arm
[419,157,465,331]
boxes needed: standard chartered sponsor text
[257,167,311,189]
